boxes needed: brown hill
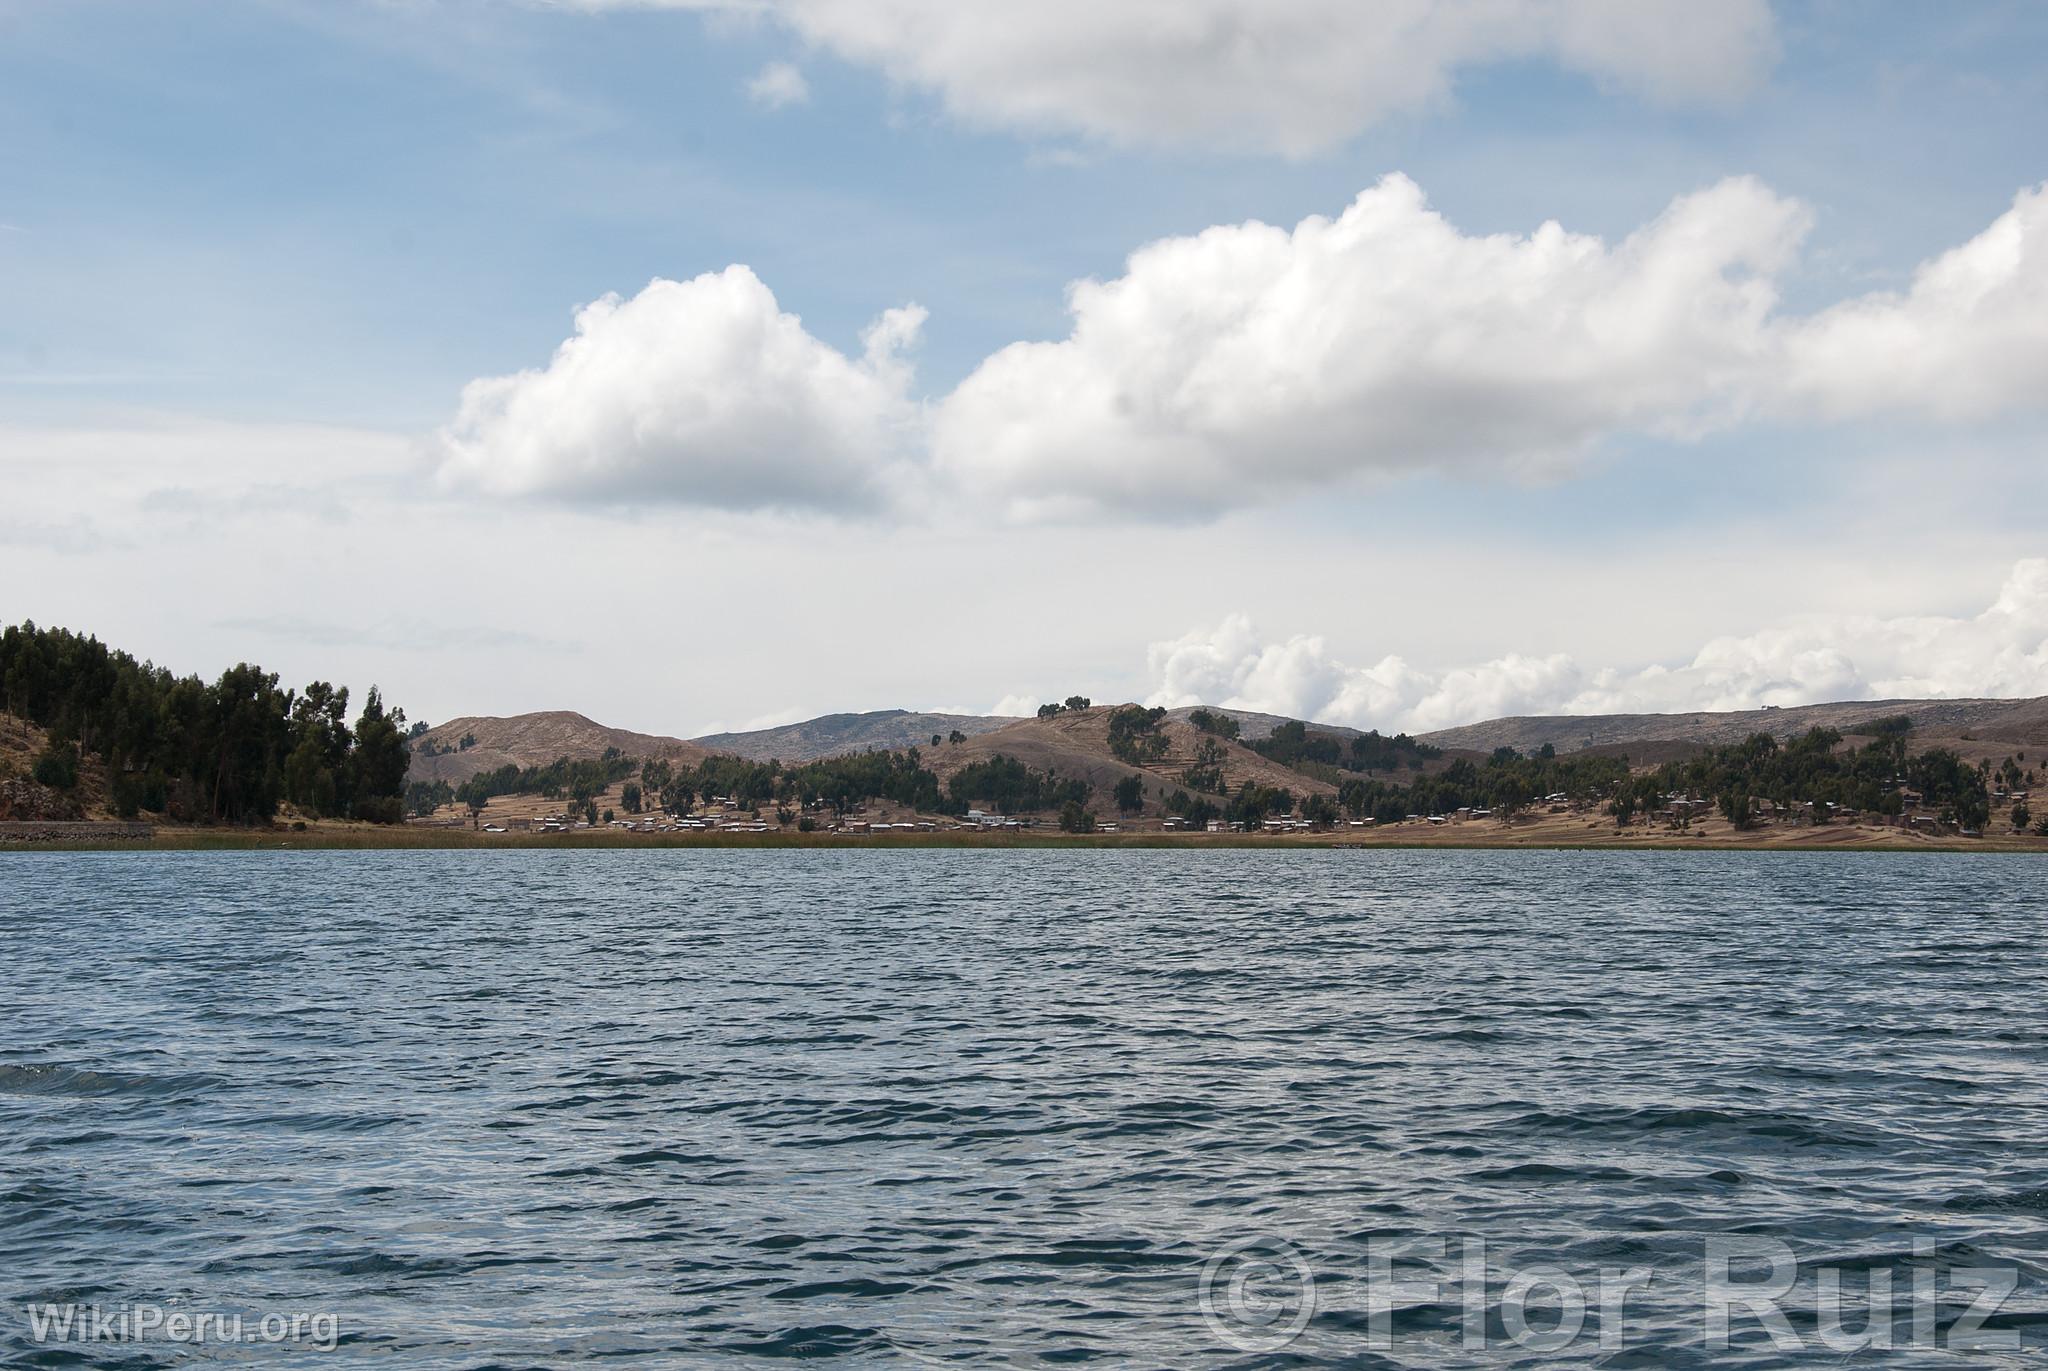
[923,706,1338,814]
[694,709,1022,762]
[408,711,709,785]
[1418,696,2048,756]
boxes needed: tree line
[1,620,410,823]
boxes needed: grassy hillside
[924,706,1340,813]
[1419,696,2048,756]
[408,711,708,785]
[694,709,1020,763]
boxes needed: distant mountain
[406,695,2048,795]
[1418,696,2048,756]
[692,709,1022,763]
[408,711,708,785]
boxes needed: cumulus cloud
[438,176,2048,519]
[747,60,810,108]
[937,176,2048,520]
[1146,560,2048,733]
[1783,184,2048,421]
[434,266,924,511]
[584,0,1776,154]
[935,173,1807,520]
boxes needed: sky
[4,0,2047,738]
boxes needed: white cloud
[935,173,1808,520]
[1782,184,2048,421]
[747,60,810,108]
[1146,560,2048,733]
[434,266,925,511]
[587,0,1777,154]
[437,176,2048,520]
[986,693,1041,718]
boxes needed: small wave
[712,1323,886,1358]
[0,1063,220,1099]
[1468,1161,1640,1183]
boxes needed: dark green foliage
[32,740,79,790]
[1334,748,1627,822]
[947,729,966,744]
[778,750,944,813]
[947,754,1089,814]
[1226,782,1294,827]
[1113,774,1145,813]
[622,783,642,813]
[1058,800,1095,833]
[1181,736,1229,793]
[1250,719,1441,774]
[455,753,637,812]
[0,620,409,824]
[1187,708,1239,739]
[1105,704,1168,764]
[405,779,454,817]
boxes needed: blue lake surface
[3,849,2046,1366]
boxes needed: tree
[1106,704,1169,763]
[1719,791,1755,830]
[622,782,642,814]
[1058,800,1095,833]
[32,741,79,790]
[1113,774,1145,814]
[466,794,487,829]
[1064,695,1091,712]
[661,777,696,815]
[347,688,409,823]
[1303,793,1340,829]
[931,733,942,747]
[948,729,966,744]
[2014,801,2032,833]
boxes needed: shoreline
[7,823,2047,854]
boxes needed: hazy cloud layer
[588,0,1778,154]
[437,177,2048,522]
[1146,561,2048,734]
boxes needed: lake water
[3,850,2046,1366]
